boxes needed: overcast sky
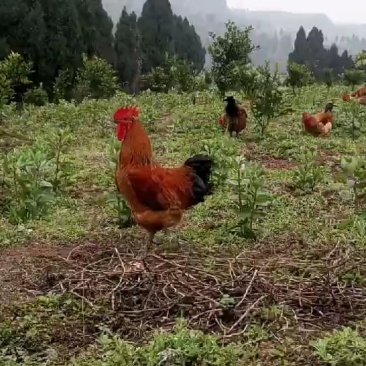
[227,0,366,24]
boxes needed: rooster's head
[113,105,140,141]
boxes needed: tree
[0,73,11,110]
[53,69,74,102]
[74,0,116,64]
[251,62,284,137]
[115,7,139,92]
[286,62,313,93]
[38,0,84,90]
[344,69,364,89]
[306,27,327,79]
[0,0,116,96]
[137,0,204,75]
[141,54,195,93]
[288,26,308,65]
[141,66,173,93]
[355,51,366,68]
[173,16,205,72]
[323,68,333,91]
[0,52,33,107]
[0,0,84,93]
[208,21,257,96]
[326,44,342,77]
[74,55,119,100]
[237,65,260,105]
[138,0,175,74]
[0,52,33,90]
[169,55,197,92]
[288,25,355,82]
[340,50,355,71]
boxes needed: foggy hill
[102,0,366,68]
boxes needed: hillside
[103,0,366,68]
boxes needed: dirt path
[0,242,74,304]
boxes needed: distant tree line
[252,29,366,71]
[115,1,205,93]
[288,26,355,80]
[0,0,205,99]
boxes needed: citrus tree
[286,62,313,94]
[208,21,258,96]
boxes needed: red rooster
[114,106,214,246]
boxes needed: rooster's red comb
[113,105,140,121]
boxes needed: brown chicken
[114,106,214,246]
[219,96,248,137]
[302,103,335,136]
[351,86,366,98]
[342,93,366,105]
[358,96,366,105]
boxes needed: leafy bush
[208,21,258,96]
[355,50,366,68]
[74,55,119,101]
[251,62,284,137]
[72,319,245,365]
[107,137,134,228]
[201,137,238,187]
[53,69,74,102]
[0,52,33,90]
[2,145,55,223]
[142,55,196,93]
[340,155,366,212]
[341,99,366,139]
[170,56,196,93]
[24,84,48,106]
[1,132,74,223]
[286,62,314,93]
[292,147,325,193]
[141,66,173,93]
[0,73,12,109]
[46,128,75,190]
[0,52,33,107]
[313,327,366,365]
[230,158,271,239]
[204,69,213,87]
[238,65,260,104]
[343,69,364,89]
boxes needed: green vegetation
[2,2,366,364]
[0,0,205,97]
[1,83,366,364]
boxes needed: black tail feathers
[224,96,239,119]
[184,154,214,205]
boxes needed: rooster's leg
[147,231,162,246]
[148,232,155,246]
[142,232,154,256]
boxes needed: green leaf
[341,156,358,174]
[327,183,345,191]
[238,209,252,219]
[355,181,366,189]
[255,192,271,205]
[338,219,354,230]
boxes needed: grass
[1,85,366,364]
